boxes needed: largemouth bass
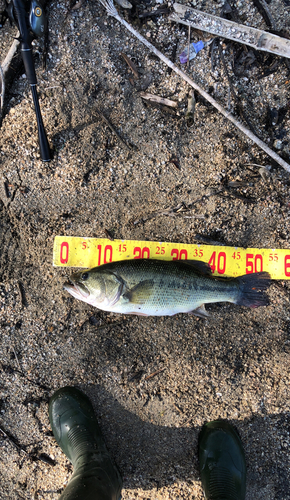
[63,259,271,317]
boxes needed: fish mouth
[63,280,90,299]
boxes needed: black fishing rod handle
[12,0,51,161]
[22,48,51,161]
[21,43,51,160]
[11,0,37,84]
[31,85,51,162]
[21,47,37,85]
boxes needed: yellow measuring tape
[53,236,290,280]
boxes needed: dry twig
[121,52,139,78]
[72,0,85,9]
[144,368,165,380]
[194,234,226,246]
[1,35,20,75]
[0,34,20,115]
[140,92,178,108]
[12,346,21,371]
[173,402,184,414]
[104,228,115,240]
[0,64,4,112]
[0,426,27,455]
[95,109,131,151]
[98,0,290,174]
[187,26,191,69]
[133,203,205,225]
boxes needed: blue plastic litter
[179,41,205,64]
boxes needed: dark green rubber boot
[49,386,122,500]
[198,420,246,500]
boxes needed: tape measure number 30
[53,236,290,280]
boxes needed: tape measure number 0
[53,236,290,280]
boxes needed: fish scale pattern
[115,260,238,314]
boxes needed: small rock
[273,139,283,150]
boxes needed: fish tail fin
[236,272,271,308]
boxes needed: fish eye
[81,272,89,281]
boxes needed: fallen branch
[0,35,20,115]
[1,35,20,75]
[140,92,178,108]
[169,4,289,59]
[98,0,290,174]
[0,63,4,111]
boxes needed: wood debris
[0,64,4,112]
[121,52,139,79]
[185,91,195,127]
[18,281,28,308]
[98,0,290,173]
[0,426,28,455]
[94,109,132,151]
[173,402,184,414]
[0,35,20,117]
[0,425,56,465]
[251,0,276,29]
[104,228,115,241]
[169,4,290,59]
[71,0,85,9]
[194,234,226,246]
[139,7,170,19]
[140,92,178,108]
[168,157,181,170]
[144,368,165,381]
[133,203,205,225]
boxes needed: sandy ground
[0,0,290,498]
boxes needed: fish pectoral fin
[183,260,212,276]
[189,304,210,318]
[123,280,154,304]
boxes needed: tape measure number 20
[53,236,290,280]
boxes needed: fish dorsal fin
[182,260,212,276]
[189,304,210,318]
[123,280,154,304]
